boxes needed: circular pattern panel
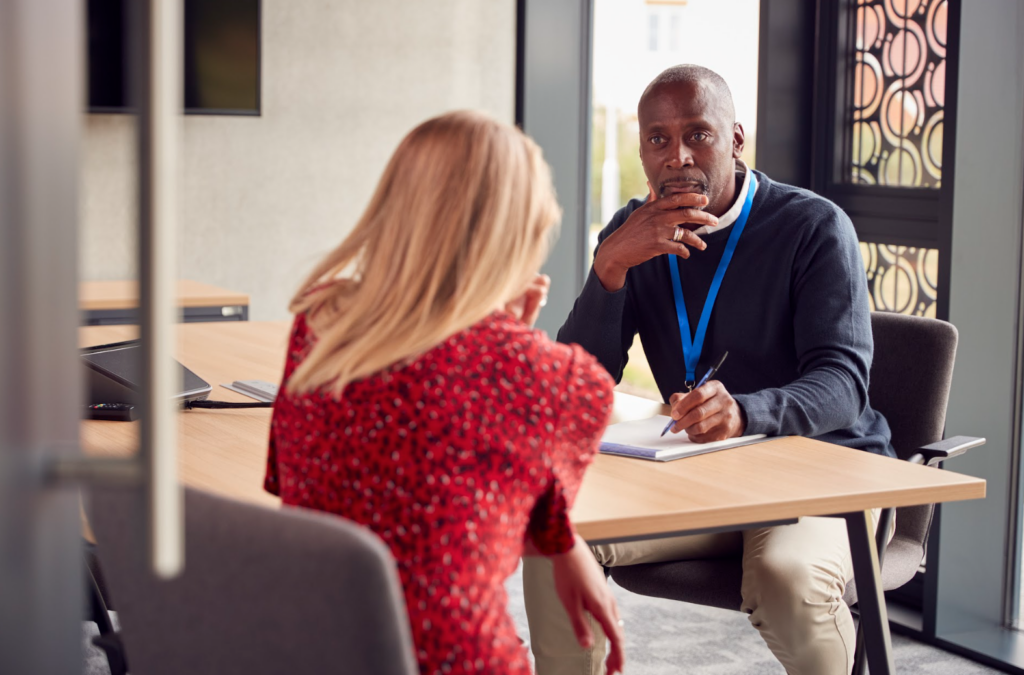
[853,52,885,119]
[921,110,943,180]
[849,0,943,189]
[882,22,927,86]
[926,0,947,58]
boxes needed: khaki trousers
[523,511,886,675]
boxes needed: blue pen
[661,351,729,437]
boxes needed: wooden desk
[576,395,984,542]
[80,279,250,325]
[81,321,285,507]
[80,321,985,675]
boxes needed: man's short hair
[640,65,735,123]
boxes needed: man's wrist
[594,252,628,292]
[734,398,749,435]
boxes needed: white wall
[80,0,516,320]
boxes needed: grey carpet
[83,564,1004,674]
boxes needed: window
[669,13,681,51]
[817,0,952,320]
[846,0,947,188]
[810,0,959,619]
[860,243,939,317]
[846,1,948,318]
[648,12,659,52]
[591,0,760,400]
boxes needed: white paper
[600,415,768,462]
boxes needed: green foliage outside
[590,107,662,401]
[590,108,648,234]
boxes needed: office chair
[85,540,128,675]
[609,312,984,673]
[87,487,418,675]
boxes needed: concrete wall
[80,0,516,320]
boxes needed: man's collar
[691,160,754,237]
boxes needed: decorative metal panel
[847,0,947,187]
[860,242,939,317]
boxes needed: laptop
[82,340,212,411]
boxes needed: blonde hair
[287,110,561,395]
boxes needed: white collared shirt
[691,159,755,237]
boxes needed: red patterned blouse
[264,310,613,674]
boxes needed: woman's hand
[504,274,551,328]
[549,535,626,674]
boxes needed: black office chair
[609,312,984,673]
[85,540,127,675]
[86,486,418,675]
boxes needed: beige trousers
[523,511,886,675]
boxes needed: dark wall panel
[756,0,816,189]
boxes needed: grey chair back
[87,487,417,675]
[846,312,958,600]
[868,312,958,460]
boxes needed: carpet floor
[83,564,1005,674]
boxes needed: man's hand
[593,183,719,292]
[667,380,746,443]
[504,274,551,327]
[550,535,626,674]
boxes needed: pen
[661,351,730,437]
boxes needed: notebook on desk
[600,415,769,462]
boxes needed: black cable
[183,400,273,410]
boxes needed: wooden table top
[79,279,250,311]
[80,321,986,542]
[81,321,286,508]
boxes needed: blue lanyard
[668,173,757,388]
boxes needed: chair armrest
[908,435,986,466]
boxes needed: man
[523,65,894,675]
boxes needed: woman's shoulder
[465,312,614,439]
[472,312,609,376]
[463,313,615,414]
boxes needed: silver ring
[672,227,684,242]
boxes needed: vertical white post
[137,0,184,578]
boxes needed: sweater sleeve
[556,206,640,382]
[526,344,614,555]
[732,207,873,438]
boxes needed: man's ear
[732,122,745,160]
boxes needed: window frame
[810,0,958,322]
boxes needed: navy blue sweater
[558,170,894,456]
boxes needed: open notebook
[600,415,769,462]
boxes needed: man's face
[638,80,744,218]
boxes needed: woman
[264,111,624,675]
